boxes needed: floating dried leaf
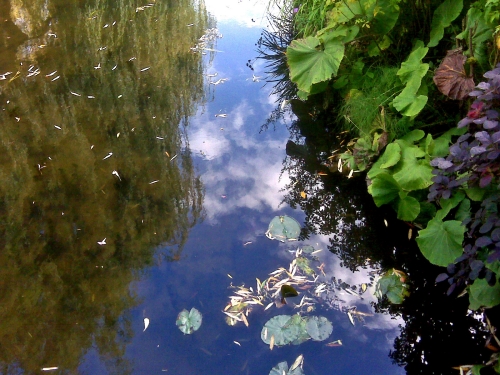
[290,354,304,371]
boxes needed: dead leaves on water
[223,246,376,330]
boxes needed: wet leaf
[433,49,475,100]
[176,307,202,334]
[290,354,304,371]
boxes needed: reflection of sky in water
[80,7,404,375]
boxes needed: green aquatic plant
[266,215,302,241]
[261,314,332,347]
[176,308,202,334]
[367,130,434,221]
[269,356,305,375]
[375,269,410,304]
[305,316,333,341]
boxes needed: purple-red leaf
[475,236,493,247]
[433,49,475,100]
[479,174,493,188]
[435,273,449,283]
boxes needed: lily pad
[305,316,333,341]
[269,360,305,375]
[261,315,293,346]
[295,257,315,275]
[287,314,309,345]
[375,269,410,304]
[301,245,315,254]
[266,215,301,242]
[176,307,202,334]
[261,314,309,346]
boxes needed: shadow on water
[257,12,500,375]
[0,0,209,373]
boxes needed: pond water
[0,1,495,375]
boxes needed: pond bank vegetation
[259,0,500,373]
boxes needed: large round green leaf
[266,216,301,242]
[397,195,420,222]
[368,173,401,207]
[305,316,333,341]
[468,278,500,310]
[287,314,309,345]
[428,0,463,47]
[261,315,293,346]
[286,34,345,95]
[176,307,202,334]
[261,314,308,347]
[416,218,465,266]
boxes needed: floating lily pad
[295,257,315,275]
[269,360,305,375]
[176,307,202,334]
[375,269,410,304]
[265,215,301,242]
[305,316,333,341]
[301,245,315,254]
[261,315,294,346]
[262,314,312,347]
[289,315,310,345]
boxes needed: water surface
[0,1,418,374]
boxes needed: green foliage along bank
[276,0,500,311]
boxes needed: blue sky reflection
[93,5,407,375]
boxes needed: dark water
[0,1,494,375]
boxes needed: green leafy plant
[427,0,463,48]
[339,129,388,172]
[286,30,347,98]
[391,41,429,117]
[367,130,435,221]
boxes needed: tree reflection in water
[0,0,210,372]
